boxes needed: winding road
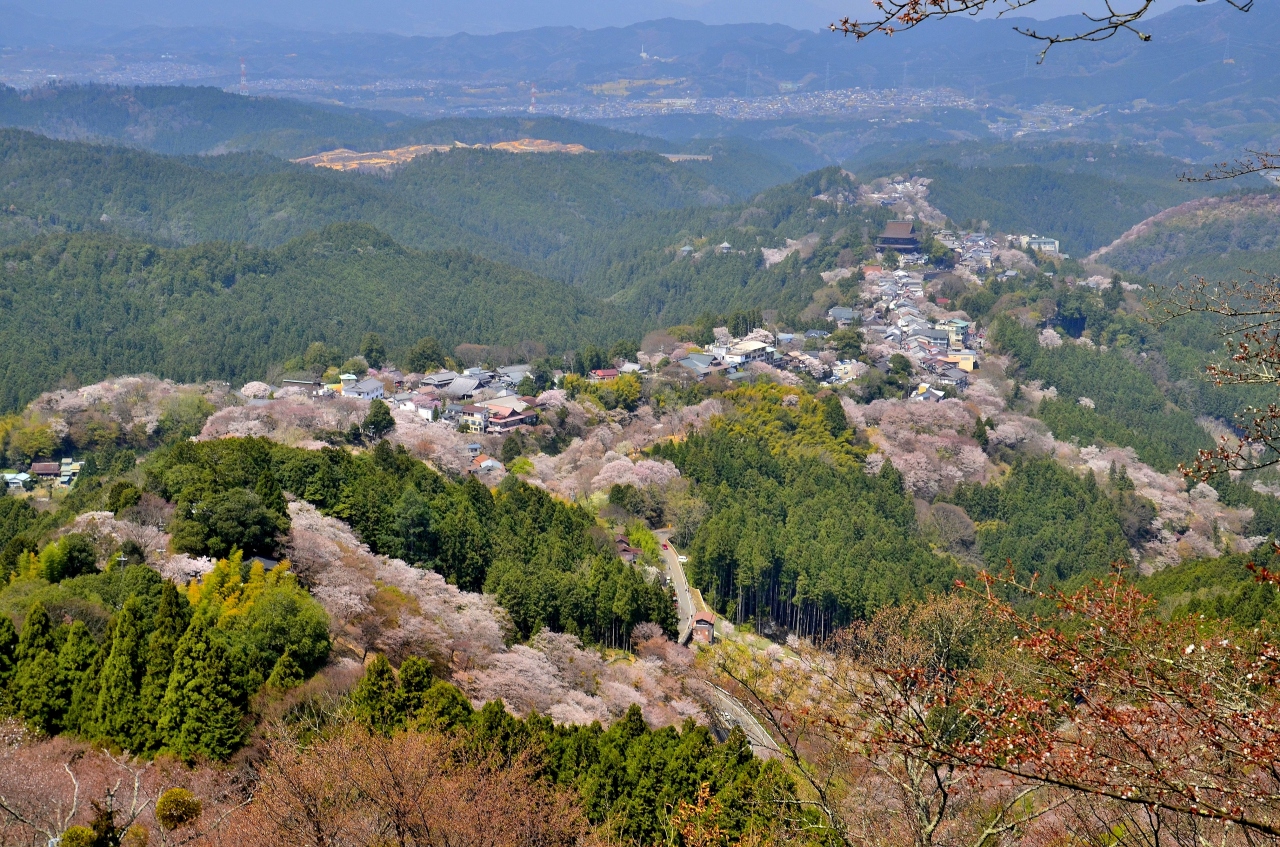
[654,528,695,643]
[655,529,778,760]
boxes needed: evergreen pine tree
[255,469,287,518]
[55,621,98,735]
[350,654,401,734]
[392,484,434,564]
[362,399,395,441]
[65,628,107,738]
[16,602,56,662]
[264,649,304,691]
[0,615,17,683]
[139,583,188,751]
[397,655,433,716]
[821,393,848,437]
[12,649,63,734]
[169,635,243,761]
[93,598,150,752]
[157,614,208,749]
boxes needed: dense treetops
[0,226,629,411]
[653,384,954,635]
[0,128,885,325]
[947,458,1133,582]
[0,429,678,759]
[344,653,794,845]
[990,317,1211,472]
[145,436,675,648]
[0,553,329,760]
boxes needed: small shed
[693,611,715,645]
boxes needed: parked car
[677,555,688,563]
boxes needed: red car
[661,544,669,550]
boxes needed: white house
[344,378,386,400]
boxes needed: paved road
[655,528,694,643]
[708,683,779,760]
[654,531,779,759]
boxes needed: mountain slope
[0,127,714,267]
[0,85,667,157]
[1095,192,1280,282]
[0,129,889,327]
[854,141,1230,255]
[0,224,627,410]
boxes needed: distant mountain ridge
[1,4,1273,108]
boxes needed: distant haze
[2,0,1202,36]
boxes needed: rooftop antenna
[239,56,247,95]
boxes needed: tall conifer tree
[0,615,17,683]
[93,598,149,752]
[12,649,62,733]
[16,602,55,662]
[139,582,188,752]
[55,621,98,734]
[160,613,244,760]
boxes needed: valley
[1,4,1280,844]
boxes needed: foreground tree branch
[830,0,1251,59]
[1183,148,1280,182]
[1151,272,1280,479]
[905,573,1280,841]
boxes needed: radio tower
[529,83,537,114]
[239,57,248,95]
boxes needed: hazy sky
[6,0,1202,36]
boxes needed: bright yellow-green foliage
[155,787,202,831]
[507,456,535,476]
[185,553,327,666]
[5,415,58,465]
[712,383,864,468]
[186,550,263,613]
[625,520,662,564]
[60,826,93,847]
[563,372,643,412]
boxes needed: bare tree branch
[830,0,1251,61]
[1182,149,1280,182]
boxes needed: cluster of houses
[6,457,84,492]
[934,229,1001,274]
[275,366,547,437]
[381,367,542,435]
[672,328,779,382]
[854,266,984,398]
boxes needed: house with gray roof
[344,378,386,401]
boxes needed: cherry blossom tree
[237,724,591,847]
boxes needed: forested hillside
[0,129,862,313]
[0,128,704,262]
[855,140,1231,254]
[652,384,953,636]
[1098,192,1280,282]
[0,130,897,387]
[0,225,628,410]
